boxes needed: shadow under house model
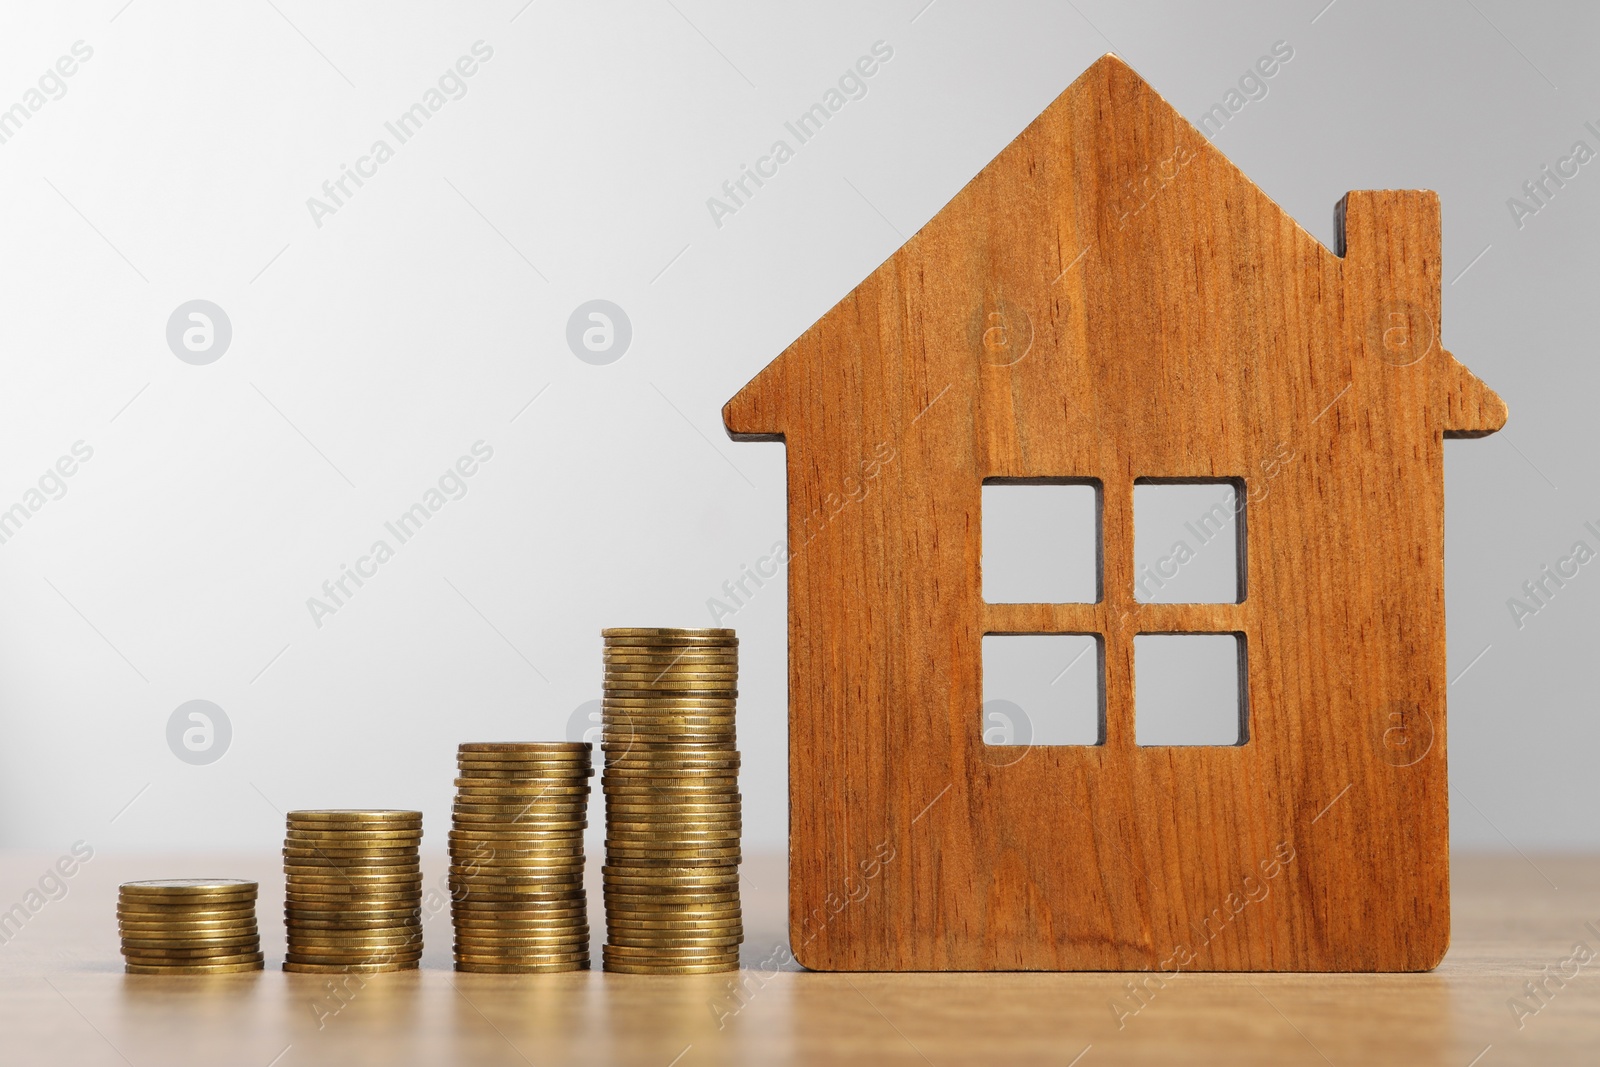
[722,55,1506,972]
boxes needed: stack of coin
[602,627,742,974]
[118,879,263,975]
[450,742,592,972]
[283,810,423,974]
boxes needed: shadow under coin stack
[602,627,742,974]
[450,742,593,972]
[282,810,423,974]
[118,878,263,975]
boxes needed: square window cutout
[982,634,1103,746]
[982,481,1099,604]
[1133,480,1244,603]
[1134,633,1246,746]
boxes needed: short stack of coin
[283,810,423,974]
[449,742,592,972]
[602,627,742,974]
[118,879,263,975]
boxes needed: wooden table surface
[0,850,1594,1065]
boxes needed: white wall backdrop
[0,0,1592,858]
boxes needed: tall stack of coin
[118,879,263,975]
[601,627,742,974]
[450,742,592,972]
[283,810,423,974]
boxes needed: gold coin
[604,921,742,927]
[452,912,584,923]
[285,953,423,966]
[606,838,740,849]
[449,842,586,856]
[602,669,739,681]
[284,898,421,912]
[116,904,258,921]
[449,840,585,853]
[455,769,588,783]
[457,780,588,796]
[282,843,418,857]
[119,879,257,902]
[287,940,422,954]
[602,739,735,750]
[601,960,736,974]
[600,642,738,652]
[453,916,589,929]
[448,831,586,844]
[602,944,740,960]
[288,809,422,823]
[604,754,739,766]
[453,928,589,941]
[602,674,736,685]
[454,949,589,965]
[285,942,423,957]
[602,768,739,780]
[449,854,588,868]
[604,806,742,812]
[602,917,736,928]
[605,694,738,705]
[454,933,589,946]
[604,855,741,868]
[603,775,739,787]
[606,935,742,950]
[459,742,591,756]
[116,908,259,927]
[451,902,586,916]
[603,691,738,700]
[284,914,419,927]
[448,806,592,812]
[125,960,265,975]
[448,878,584,893]
[602,705,736,715]
[602,894,739,907]
[450,883,585,897]
[604,825,742,831]
[282,855,420,870]
[282,866,421,879]
[606,922,742,935]
[283,924,419,937]
[449,891,584,905]
[602,864,739,877]
[284,933,419,945]
[121,942,261,958]
[603,807,740,819]
[123,950,266,966]
[601,726,737,738]
[450,810,587,823]
[448,864,583,879]
[455,767,593,780]
[282,832,422,845]
[450,865,586,879]
[601,626,736,638]
[284,873,422,887]
[285,889,422,903]
[116,921,259,934]
[603,898,741,911]
[455,961,588,973]
[454,802,588,816]
[603,647,739,659]
[282,960,418,974]
[455,782,590,796]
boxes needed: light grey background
[0,1,1591,856]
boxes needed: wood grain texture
[2,852,1596,1065]
[724,54,1506,971]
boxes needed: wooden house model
[724,55,1505,971]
